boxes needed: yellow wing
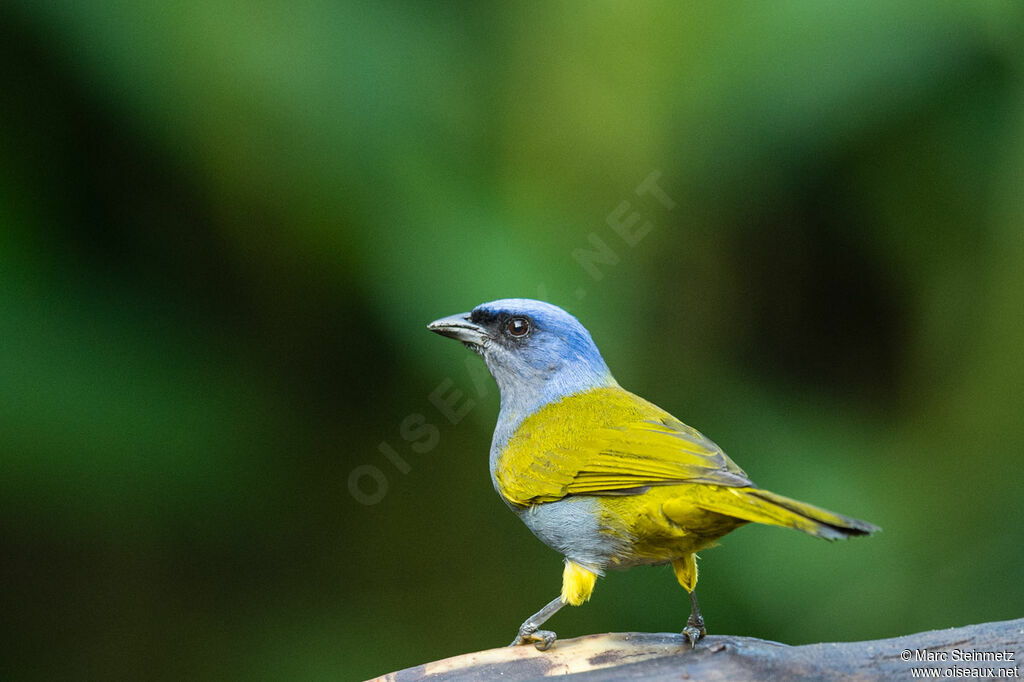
[494,386,753,507]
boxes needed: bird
[427,298,878,650]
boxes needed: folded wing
[495,387,754,506]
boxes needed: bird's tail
[690,486,879,540]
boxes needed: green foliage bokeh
[2,2,1023,679]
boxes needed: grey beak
[427,313,489,346]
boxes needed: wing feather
[494,387,754,506]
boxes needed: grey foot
[682,615,706,648]
[509,627,558,651]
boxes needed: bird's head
[428,298,616,409]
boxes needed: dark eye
[506,316,530,337]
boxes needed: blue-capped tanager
[428,298,878,650]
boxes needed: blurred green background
[2,2,1023,680]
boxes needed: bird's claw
[682,616,706,648]
[509,627,558,651]
[682,624,703,648]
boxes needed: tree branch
[375,618,1024,680]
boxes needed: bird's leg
[672,554,705,647]
[509,596,564,651]
[682,589,707,648]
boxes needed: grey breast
[516,497,629,572]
